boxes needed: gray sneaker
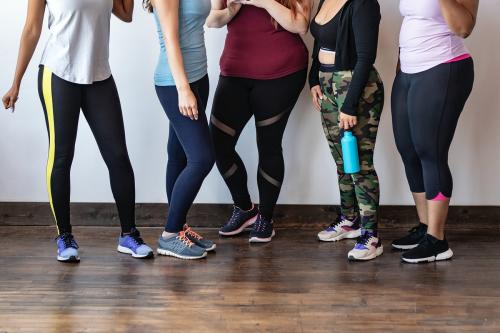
[157,231,207,260]
[183,225,216,252]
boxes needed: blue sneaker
[56,233,80,263]
[117,228,154,259]
[219,204,258,236]
[183,225,216,251]
[249,214,275,243]
[157,231,207,260]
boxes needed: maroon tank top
[220,5,309,80]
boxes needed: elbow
[456,27,473,39]
[206,20,216,28]
[288,23,308,35]
[205,17,222,29]
[23,25,42,41]
[451,22,475,39]
[297,26,309,35]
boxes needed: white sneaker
[348,231,383,261]
[317,215,361,242]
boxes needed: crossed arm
[113,0,135,22]
[439,0,479,38]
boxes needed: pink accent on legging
[445,54,471,63]
[432,192,450,201]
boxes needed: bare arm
[240,0,312,34]
[153,0,199,120]
[206,0,241,28]
[2,0,45,111]
[439,0,479,38]
[113,0,134,23]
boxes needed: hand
[339,112,357,130]
[2,85,20,113]
[235,0,270,9]
[178,86,198,120]
[227,0,242,16]
[310,85,323,111]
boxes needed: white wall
[0,1,499,205]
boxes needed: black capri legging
[391,58,474,200]
[210,69,307,220]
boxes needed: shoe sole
[204,244,216,252]
[57,255,80,263]
[391,243,419,250]
[318,229,362,242]
[348,245,384,261]
[117,245,154,259]
[157,248,207,260]
[249,230,276,243]
[402,248,454,264]
[219,215,258,236]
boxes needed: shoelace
[228,206,241,226]
[254,216,270,232]
[177,231,194,247]
[128,230,146,246]
[60,234,78,249]
[357,233,373,246]
[184,227,202,240]
[328,215,346,229]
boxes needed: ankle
[236,203,254,212]
[427,231,444,241]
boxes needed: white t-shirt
[40,0,113,84]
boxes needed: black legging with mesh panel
[210,69,306,220]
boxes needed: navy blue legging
[155,75,215,232]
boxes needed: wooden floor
[1,226,499,333]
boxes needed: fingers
[339,115,357,130]
[180,105,198,120]
[2,96,9,109]
[313,98,320,111]
[312,94,321,111]
[2,95,15,110]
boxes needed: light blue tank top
[153,0,211,86]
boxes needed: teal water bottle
[341,131,360,174]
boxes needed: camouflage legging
[319,69,384,232]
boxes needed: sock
[162,231,178,239]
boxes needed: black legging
[210,69,306,220]
[391,58,474,200]
[38,65,136,235]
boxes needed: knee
[190,150,215,176]
[52,153,74,172]
[106,150,133,171]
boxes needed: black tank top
[310,5,342,52]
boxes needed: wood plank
[0,226,499,332]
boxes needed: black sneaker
[249,215,275,243]
[401,234,454,264]
[392,223,428,250]
[219,204,258,236]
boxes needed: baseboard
[0,202,499,230]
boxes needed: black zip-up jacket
[308,0,381,116]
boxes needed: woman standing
[206,0,311,243]
[144,0,216,260]
[309,0,384,261]
[391,0,478,263]
[2,0,153,262]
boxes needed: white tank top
[40,0,113,84]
